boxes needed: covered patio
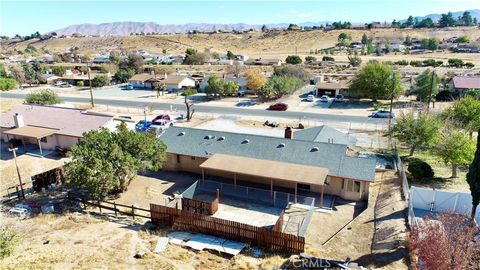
[3,125,58,155]
[199,153,329,207]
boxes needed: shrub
[410,60,424,67]
[51,66,66,76]
[0,77,18,91]
[464,62,475,68]
[285,55,302,65]
[91,75,109,88]
[407,158,434,180]
[322,56,335,61]
[305,56,316,62]
[0,227,20,259]
[394,60,409,66]
[422,59,443,67]
[76,81,84,87]
[435,89,454,101]
[448,58,464,68]
[456,35,470,43]
[25,89,62,105]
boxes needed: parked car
[125,84,134,90]
[319,95,329,102]
[370,110,395,118]
[117,115,133,120]
[152,114,171,122]
[268,103,288,111]
[306,95,315,102]
[151,119,174,130]
[135,120,153,132]
[54,81,71,88]
[334,94,344,102]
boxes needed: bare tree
[183,88,197,121]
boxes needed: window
[40,137,47,143]
[298,183,311,190]
[176,154,180,163]
[343,179,361,193]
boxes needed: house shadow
[355,248,408,268]
[138,170,199,196]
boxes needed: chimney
[284,127,293,139]
[14,113,24,128]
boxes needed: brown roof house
[1,105,116,155]
[448,76,480,96]
[315,80,350,97]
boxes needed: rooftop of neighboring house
[0,105,113,137]
[315,80,350,90]
[450,76,480,89]
[160,126,376,181]
[293,125,357,148]
[129,73,155,82]
[162,75,191,85]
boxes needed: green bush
[448,58,464,68]
[51,66,66,76]
[0,77,18,91]
[285,55,302,65]
[25,89,62,105]
[322,56,335,61]
[91,75,109,88]
[76,81,84,87]
[394,60,409,66]
[407,158,434,180]
[464,62,475,69]
[410,60,424,67]
[0,227,20,259]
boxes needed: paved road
[0,92,387,125]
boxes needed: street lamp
[8,147,25,199]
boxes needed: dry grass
[0,99,23,113]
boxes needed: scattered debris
[41,204,54,214]
[134,251,145,259]
[154,237,168,253]
[184,233,246,256]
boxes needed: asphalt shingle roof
[160,126,376,181]
[293,126,357,148]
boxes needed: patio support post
[202,168,205,182]
[294,183,297,204]
[320,185,325,208]
[234,173,237,188]
[22,137,26,153]
[270,178,273,197]
[37,139,43,155]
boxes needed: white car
[306,95,315,102]
[54,81,71,88]
[370,110,395,118]
[319,95,329,102]
[151,119,174,134]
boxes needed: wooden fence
[150,203,305,253]
[273,211,284,232]
[181,197,219,215]
[68,193,151,219]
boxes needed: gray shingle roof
[293,126,357,148]
[160,126,376,181]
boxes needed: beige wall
[163,152,371,201]
[0,129,80,151]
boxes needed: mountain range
[52,9,480,36]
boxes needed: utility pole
[87,61,94,108]
[388,72,395,133]
[426,69,435,113]
[9,147,25,199]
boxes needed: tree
[404,35,413,46]
[9,64,25,87]
[205,75,224,97]
[114,68,134,83]
[183,88,197,121]
[185,48,197,56]
[443,97,480,135]
[348,62,402,101]
[337,33,352,47]
[245,69,266,92]
[109,51,121,65]
[52,66,66,76]
[65,123,166,198]
[287,24,300,30]
[91,75,109,88]
[427,38,439,50]
[439,12,456,27]
[389,112,442,156]
[124,54,144,73]
[456,35,470,43]
[305,56,316,62]
[348,55,362,67]
[273,65,310,83]
[415,18,434,28]
[154,82,166,98]
[223,81,239,96]
[367,43,375,54]
[405,16,415,27]
[261,25,267,32]
[183,52,207,65]
[22,62,38,86]
[0,77,18,91]
[434,129,475,178]
[322,56,335,61]
[226,50,236,60]
[409,213,479,269]
[409,69,440,102]
[461,11,473,26]
[25,89,62,105]
[259,75,303,99]
[361,33,369,46]
[467,128,480,219]
[285,55,302,65]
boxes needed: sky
[1,0,479,36]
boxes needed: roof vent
[277,143,286,148]
[204,135,215,140]
[178,131,186,136]
[218,136,226,141]
[310,147,320,152]
[241,139,250,144]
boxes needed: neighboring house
[245,58,283,66]
[447,76,480,95]
[92,55,111,64]
[61,72,112,86]
[161,75,196,91]
[235,54,249,61]
[315,80,350,97]
[0,105,116,154]
[36,54,55,64]
[40,74,61,84]
[198,76,247,92]
[293,125,357,149]
[159,126,376,202]
[128,73,155,89]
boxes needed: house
[235,54,249,61]
[159,126,376,202]
[39,74,61,84]
[92,54,111,64]
[128,73,155,89]
[60,72,112,86]
[0,105,116,154]
[447,76,480,95]
[198,76,247,92]
[245,58,283,66]
[161,75,196,91]
[315,80,350,97]
[293,125,357,148]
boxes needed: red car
[152,114,171,122]
[268,103,288,111]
